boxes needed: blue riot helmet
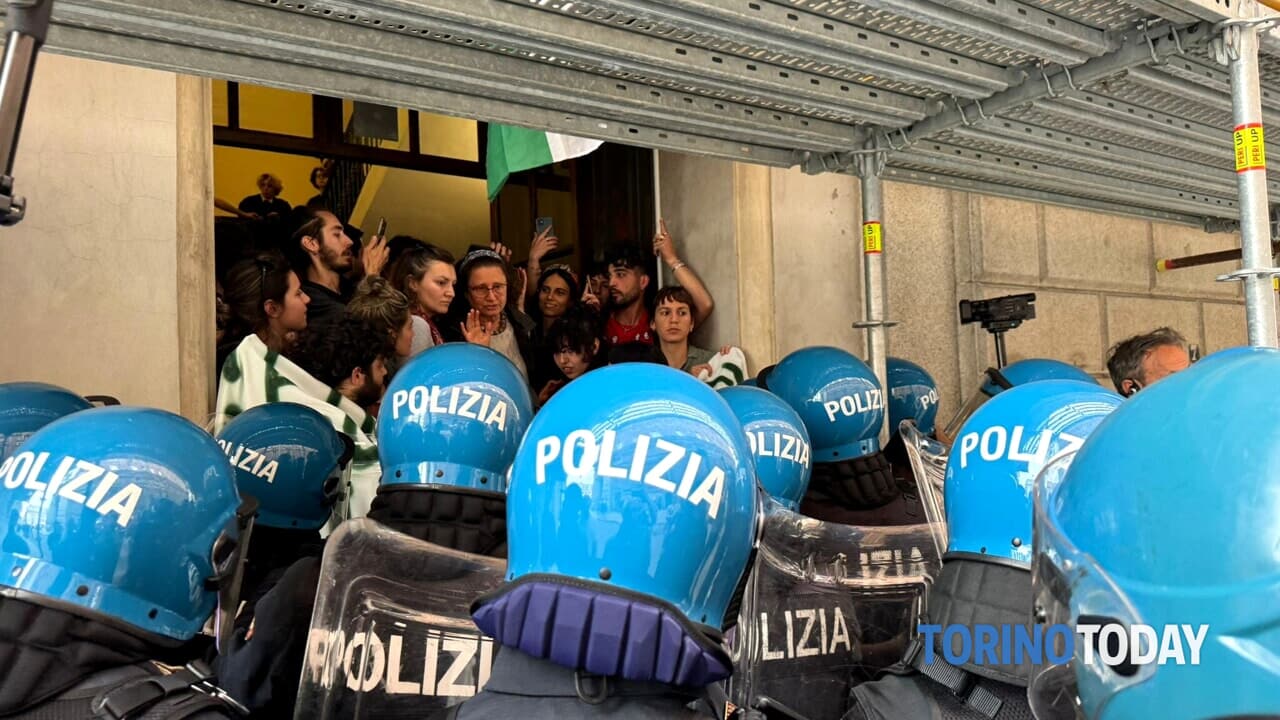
[981,358,1096,397]
[473,364,759,688]
[0,382,92,461]
[767,347,883,461]
[940,380,1121,568]
[376,343,533,555]
[378,342,533,493]
[0,407,256,650]
[216,402,352,530]
[887,357,940,437]
[941,358,1097,443]
[767,347,897,510]
[1030,348,1280,720]
[914,381,1121,690]
[720,385,812,510]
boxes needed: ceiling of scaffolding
[17,0,1280,229]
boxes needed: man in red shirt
[603,220,715,348]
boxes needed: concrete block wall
[659,155,1257,421]
[966,195,1247,388]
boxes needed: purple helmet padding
[472,579,734,687]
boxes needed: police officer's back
[214,402,352,608]
[0,407,255,719]
[765,347,914,524]
[215,343,532,718]
[1030,347,1280,720]
[443,363,762,719]
[844,380,1121,720]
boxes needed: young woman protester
[537,308,606,407]
[384,238,456,355]
[216,253,310,377]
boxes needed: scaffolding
[5,0,1280,430]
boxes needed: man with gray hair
[1105,326,1191,397]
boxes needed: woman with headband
[442,247,534,383]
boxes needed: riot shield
[295,518,506,719]
[727,507,941,720]
[899,419,948,560]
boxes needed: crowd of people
[0,166,1269,720]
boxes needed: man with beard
[290,313,394,520]
[603,220,713,348]
[289,208,389,330]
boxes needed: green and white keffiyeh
[695,346,749,388]
[213,334,381,527]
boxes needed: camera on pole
[958,293,1036,369]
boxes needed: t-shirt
[489,323,529,380]
[682,345,716,373]
[605,307,653,346]
[409,315,437,356]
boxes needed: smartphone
[535,216,554,236]
[376,217,387,238]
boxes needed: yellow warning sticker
[1234,123,1266,172]
[863,221,883,254]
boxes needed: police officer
[1029,347,1280,720]
[214,402,353,606]
[720,385,812,510]
[765,346,905,523]
[0,381,92,461]
[883,357,940,462]
[439,363,760,718]
[0,406,255,718]
[939,357,1096,444]
[215,343,532,718]
[844,379,1121,720]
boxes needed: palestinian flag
[486,124,603,200]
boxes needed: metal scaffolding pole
[1226,18,1280,347]
[855,147,892,446]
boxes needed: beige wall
[0,54,211,418]
[659,153,1255,420]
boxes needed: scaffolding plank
[784,0,1103,65]
[53,0,863,153]
[38,13,803,168]
[944,122,1261,197]
[1159,53,1280,113]
[926,0,1115,55]
[902,21,1214,145]
[251,0,929,124]
[902,140,1240,216]
[883,164,1217,227]
[554,0,1016,97]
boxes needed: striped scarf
[212,335,381,527]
